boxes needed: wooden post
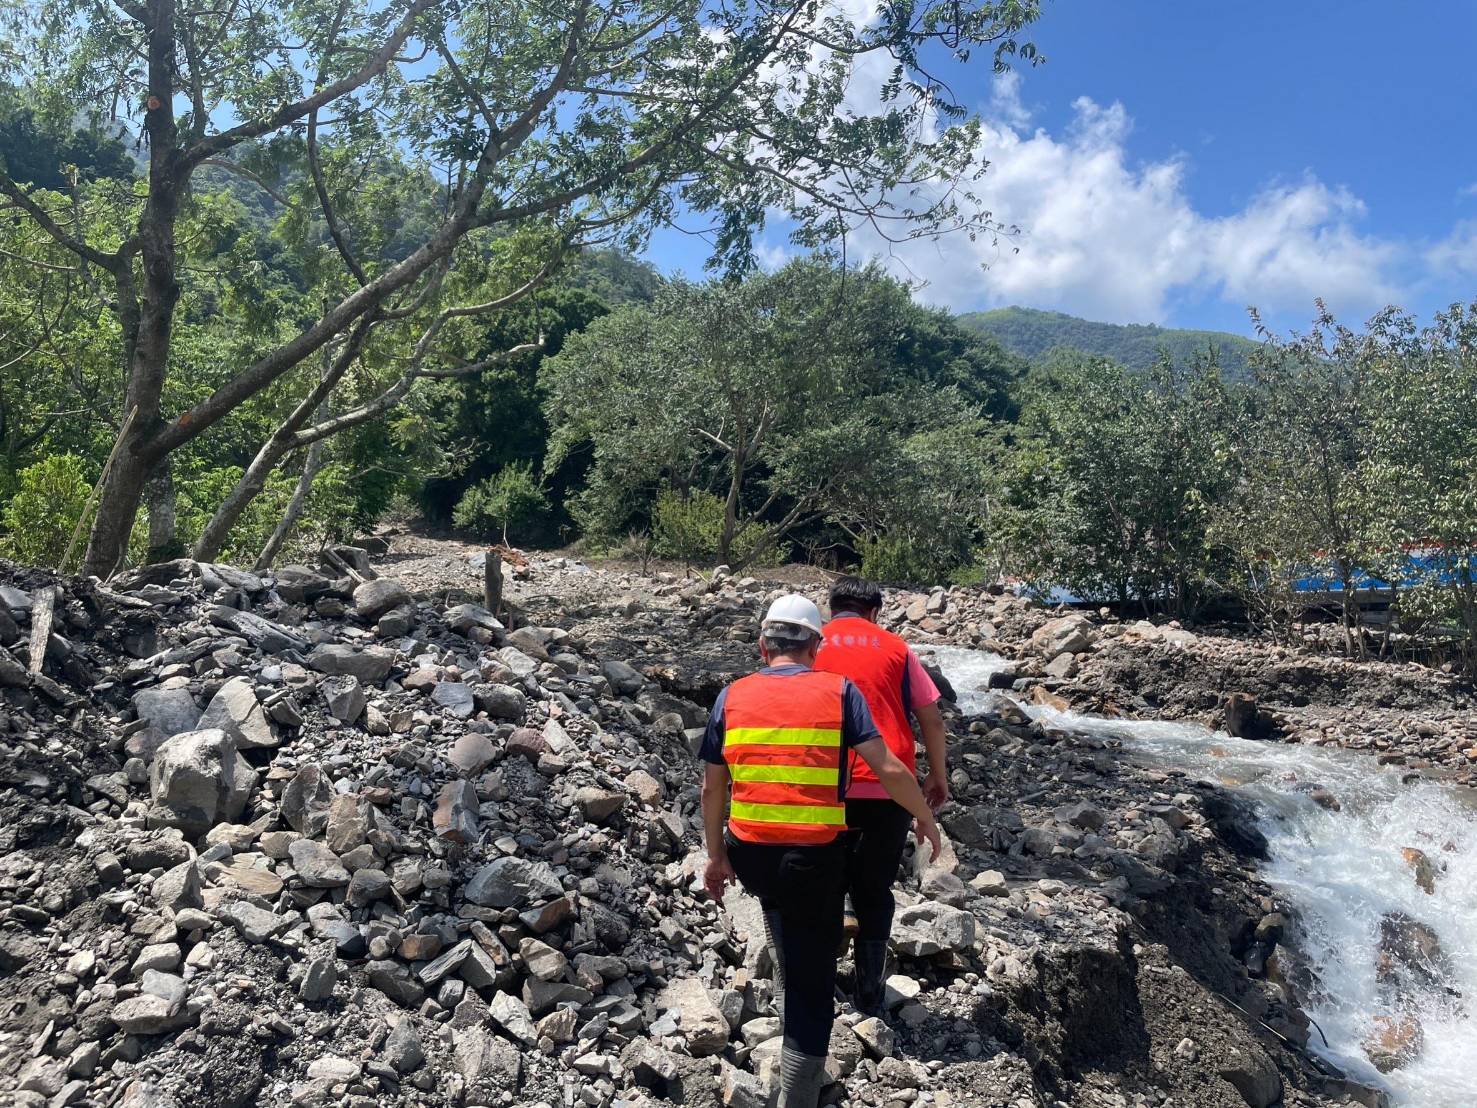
[483,550,503,619]
[28,586,57,676]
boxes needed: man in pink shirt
[813,576,949,1016]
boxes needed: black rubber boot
[779,1045,829,1108]
[852,939,888,1017]
[762,908,787,1032]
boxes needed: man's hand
[704,853,737,904]
[922,772,950,811]
[913,811,942,862]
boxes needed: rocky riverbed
[3,536,1461,1108]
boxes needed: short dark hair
[829,575,882,615]
[761,628,818,654]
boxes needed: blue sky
[643,0,1477,335]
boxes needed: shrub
[1,454,91,568]
[651,488,775,566]
[453,462,549,543]
[859,531,968,586]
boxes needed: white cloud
[1427,220,1477,279]
[848,74,1415,324]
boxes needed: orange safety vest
[814,617,915,790]
[722,669,848,845]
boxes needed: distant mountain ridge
[956,306,1260,377]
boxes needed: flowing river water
[926,646,1477,1108]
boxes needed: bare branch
[184,0,436,167]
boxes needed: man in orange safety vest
[700,594,940,1108]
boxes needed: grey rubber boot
[852,938,888,1017]
[779,1045,829,1108]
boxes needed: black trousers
[844,798,914,942]
[726,834,846,1056]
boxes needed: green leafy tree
[1210,306,1383,650]
[1,453,90,567]
[453,462,549,544]
[1006,351,1231,613]
[1358,303,1477,668]
[0,0,1043,576]
[544,261,987,568]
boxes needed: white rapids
[929,645,1477,1108]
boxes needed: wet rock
[1365,1013,1423,1073]
[1401,847,1437,894]
[1223,691,1279,741]
[1029,614,1095,660]
[148,728,254,835]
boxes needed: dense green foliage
[959,306,1258,381]
[0,0,1044,576]
[542,260,1014,571]
[453,463,549,545]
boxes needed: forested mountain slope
[958,305,1259,378]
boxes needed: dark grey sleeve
[841,680,882,748]
[698,687,729,764]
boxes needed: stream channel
[927,645,1477,1108]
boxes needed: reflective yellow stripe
[729,764,839,786]
[725,726,841,748]
[731,801,846,826]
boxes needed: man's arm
[853,738,941,860]
[701,764,737,902]
[916,701,950,810]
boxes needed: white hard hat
[761,594,823,639]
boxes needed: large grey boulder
[198,676,277,749]
[129,687,201,761]
[601,658,644,696]
[464,857,562,908]
[147,729,255,836]
[353,578,412,621]
[1028,614,1096,660]
[307,643,395,685]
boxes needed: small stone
[433,780,479,844]
[853,1016,894,1058]
[300,956,338,1002]
[385,1015,425,1073]
[519,938,568,982]
[289,839,350,887]
[449,732,497,776]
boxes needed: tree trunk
[145,457,180,562]
[82,0,182,577]
[194,433,297,562]
[255,441,324,570]
[84,444,152,578]
[718,448,745,566]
